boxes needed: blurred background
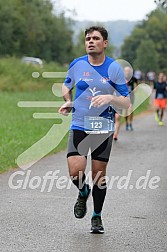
[0,0,167,172]
[0,0,167,80]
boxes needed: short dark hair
[85,26,108,40]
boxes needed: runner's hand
[91,95,112,107]
[58,101,73,116]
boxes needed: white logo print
[100,77,108,83]
[89,87,101,109]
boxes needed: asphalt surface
[0,110,167,252]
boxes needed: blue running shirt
[64,55,129,130]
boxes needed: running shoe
[74,185,91,219]
[126,123,129,131]
[159,121,164,126]
[155,113,160,122]
[90,216,104,234]
[129,124,133,131]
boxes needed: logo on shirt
[83,71,90,76]
[80,71,93,82]
[100,77,110,84]
[88,87,101,109]
[79,77,93,82]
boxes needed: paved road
[0,111,167,252]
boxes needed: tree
[73,31,86,58]
[134,40,159,73]
[0,0,75,64]
[154,0,167,10]
[121,27,146,64]
[121,8,167,73]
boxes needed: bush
[0,57,67,91]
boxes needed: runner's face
[158,73,164,82]
[85,31,108,55]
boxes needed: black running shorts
[67,130,113,162]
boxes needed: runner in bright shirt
[59,26,130,234]
[154,72,167,126]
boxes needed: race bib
[84,116,114,134]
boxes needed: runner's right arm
[58,84,73,116]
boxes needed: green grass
[0,57,69,172]
[0,90,69,173]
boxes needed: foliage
[154,0,167,10]
[134,40,159,73]
[0,0,75,64]
[73,31,86,58]
[121,9,167,74]
[0,57,67,91]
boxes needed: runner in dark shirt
[124,66,138,131]
[154,73,167,126]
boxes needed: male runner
[59,26,130,233]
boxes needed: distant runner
[154,72,167,126]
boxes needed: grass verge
[0,90,68,173]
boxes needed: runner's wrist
[109,95,114,104]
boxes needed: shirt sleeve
[64,60,76,90]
